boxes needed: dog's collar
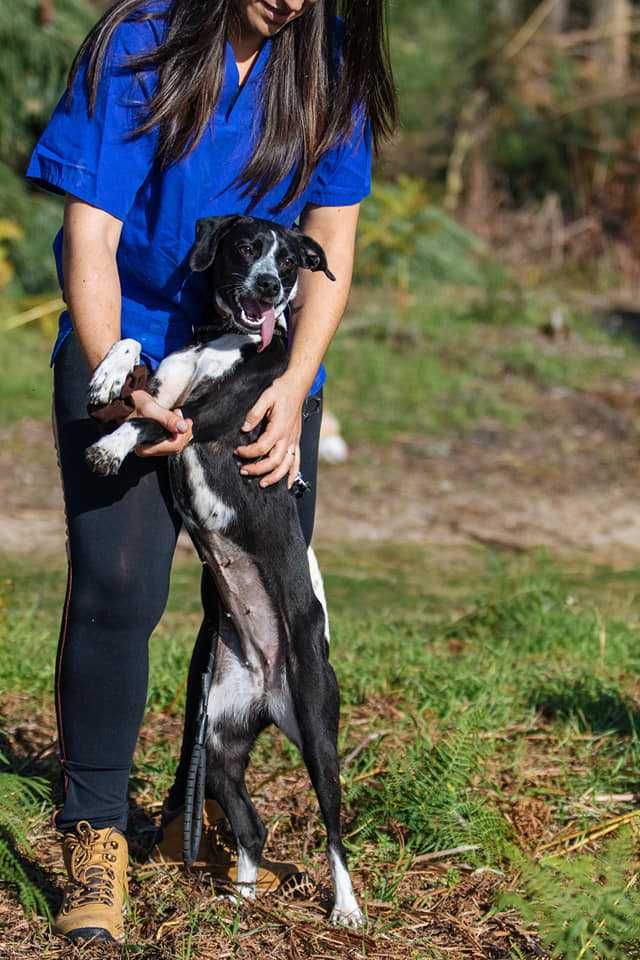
[193,323,227,344]
[192,322,288,346]
[194,302,289,345]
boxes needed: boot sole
[62,927,122,943]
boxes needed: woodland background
[6,3,640,960]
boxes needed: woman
[26,0,396,943]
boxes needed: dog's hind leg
[205,734,267,900]
[287,604,364,928]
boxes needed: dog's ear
[189,216,244,273]
[296,233,336,281]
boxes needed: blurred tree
[593,0,631,85]
[0,0,94,166]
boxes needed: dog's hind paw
[329,905,365,929]
[87,339,141,409]
[85,442,124,477]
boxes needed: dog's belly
[169,446,302,748]
[207,612,301,751]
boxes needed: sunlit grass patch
[4,545,640,956]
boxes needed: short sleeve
[306,114,373,207]
[25,18,159,222]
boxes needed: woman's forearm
[63,196,124,372]
[283,202,361,396]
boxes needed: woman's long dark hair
[70,0,398,209]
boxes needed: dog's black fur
[84,216,363,926]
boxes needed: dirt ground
[4,382,640,565]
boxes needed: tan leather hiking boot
[54,820,128,943]
[148,800,312,896]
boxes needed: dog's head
[189,216,335,351]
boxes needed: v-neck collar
[221,37,272,120]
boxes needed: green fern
[355,707,510,863]
[504,830,640,960]
[0,765,51,919]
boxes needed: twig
[349,766,387,785]
[554,19,640,49]
[503,0,564,61]
[537,809,640,857]
[2,298,64,331]
[412,844,481,864]
[594,793,639,803]
[342,730,391,769]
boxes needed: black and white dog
[84,216,363,928]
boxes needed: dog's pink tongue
[258,307,277,352]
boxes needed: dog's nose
[255,274,280,300]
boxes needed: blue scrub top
[25,9,372,395]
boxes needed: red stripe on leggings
[51,401,71,798]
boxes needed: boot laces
[63,821,120,912]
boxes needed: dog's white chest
[192,335,256,387]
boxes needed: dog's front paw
[85,441,124,477]
[87,339,141,409]
[329,905,365,929]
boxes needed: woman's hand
[127,389,194,458]
[235,375,306,488]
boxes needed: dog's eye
[237,244,254,258]
[279,256,295,270]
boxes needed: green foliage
[0,0,92,293]
[505,830,640,960]
[389,0,501,146]
[529,673,640,737]
[354,707,511,864]
[0,325,53,422]
[445,578,637,659]
[0,0,94,166]
[0,765,51,919]
[0,162,62,294]
[356,175,487,290]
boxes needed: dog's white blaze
[183,446,235,532]
[236,845,258,899]
[328,847,362,925]
[247,230,282,298]
[193,335,248,385]
[150,335,248,408]
[88,338,141,406]
[308,546,330,644]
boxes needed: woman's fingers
[254,440,298,488]
[241,390,273,433]
[136,394,189,434]
[237,436,297,486]
[236,426,280,462]
[135,409,193,458]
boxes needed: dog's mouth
[232,293,280,352]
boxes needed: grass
[4,281,640,445]
[326,286,640,444]
[5,543,640,955]
[4,287,640,955]
[1,324,52,422]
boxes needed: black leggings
[52,333,322,832]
